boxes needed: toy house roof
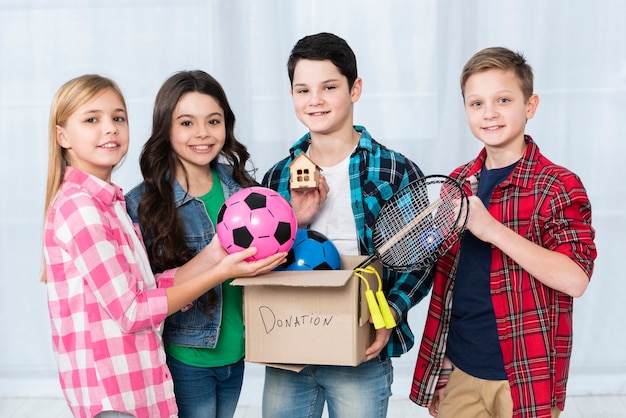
[288,153,320,169]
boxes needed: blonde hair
[42,74,127,282]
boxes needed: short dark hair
[460,47,534,101]
[287,32,358,89]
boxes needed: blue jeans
[262,357,393,418]
[167,356,244,418]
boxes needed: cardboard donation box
[231,256,381,367]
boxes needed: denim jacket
[125,163,242,348]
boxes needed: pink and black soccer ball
[275,228,341,271]
[216,187,297,261]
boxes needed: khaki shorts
[438,365,561,418]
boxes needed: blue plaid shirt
[262,125,433,357]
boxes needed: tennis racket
[355,174,469,273]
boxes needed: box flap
[231,255,369,288]
[232,270,352,287]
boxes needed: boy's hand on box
[364,327,393,360]
[364,308,397,360]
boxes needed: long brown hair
[137,70,257,272]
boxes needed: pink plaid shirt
[44,167,178,418]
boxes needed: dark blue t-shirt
[446,161,517,380]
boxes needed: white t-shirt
[309,153,359,255]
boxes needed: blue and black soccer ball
[275,228,341,271]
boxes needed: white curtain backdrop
[1,0,624,401]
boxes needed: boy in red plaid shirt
[410,47,597,418]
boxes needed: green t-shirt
[165,169,244,367]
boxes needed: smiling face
[290,59,361,137]
[170,91,226,176]
[56,88,129,182]
[463,68,539,159]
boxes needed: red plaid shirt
[44,167,178,418]
[410,137,596,418]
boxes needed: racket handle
[376,290,397,329]
[365,289,385,329]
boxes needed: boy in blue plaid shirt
[261,32,432,418]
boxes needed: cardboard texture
[231,256,381,367]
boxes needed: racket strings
[372,178,468,272]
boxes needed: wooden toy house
[289,153,321,191]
